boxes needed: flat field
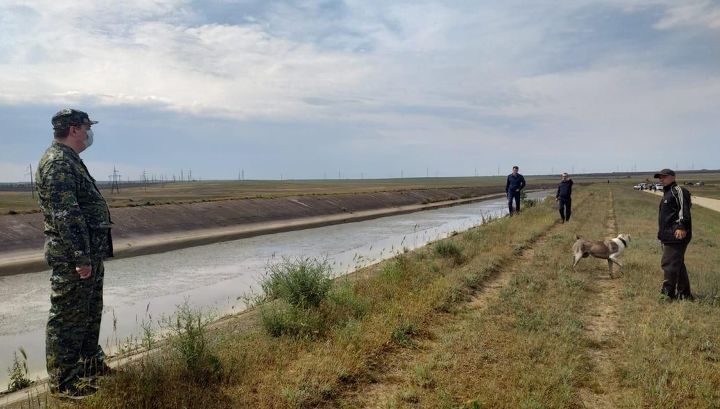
[4,172,718,215]
[1,176,555,215]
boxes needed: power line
[109,166,121,194]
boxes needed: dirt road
[644,190,720,212]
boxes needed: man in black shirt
[556,173,573,222]
[654,168,694,301]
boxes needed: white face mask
[84,128,94,148]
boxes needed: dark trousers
[46,259,106,392]
[558,197,572,221]
[508,190,521,214]
[661,242,692,299]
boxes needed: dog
[572,234,631,278]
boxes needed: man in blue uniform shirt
[505,165,526,215]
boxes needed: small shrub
[434,241,465,264]
[164,301,221,381]
[260,301,322,338]
[382,254,410,282]
[413,363,435,388]
[262,257,333,309]
[7,348,32,392]
[391,319,420,346]
[521,198,537,208]
[326,283,369,321]
[435,284,469,313]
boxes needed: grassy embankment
[13,183,720,408]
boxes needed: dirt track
[644,190,720,212]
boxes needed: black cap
[653,168,676,178]
[51,108,98,130]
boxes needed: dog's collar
[618,237,628,247]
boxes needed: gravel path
[644,190,720,212]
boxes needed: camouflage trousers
[46,259,107,393]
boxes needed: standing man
[654,168,694,301]
[505,165,526,215]
[36,109,113,398]
[556,172,573,222]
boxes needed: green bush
[164,301,221,382]
[325,282,369,322]
[381,254,410,283]
[434,241,465,264]
[259,301,323,338]
[259,259,367,338]
[391,319,420,346]
[262,257,333,309]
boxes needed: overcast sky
[1,0,719,182]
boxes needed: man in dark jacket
[654,168,693,301]
[556,172,573,222]
[505,165,526,215]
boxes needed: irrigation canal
[0,191,549,390]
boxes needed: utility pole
[27,164,35,199]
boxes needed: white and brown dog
[572,234,631,278]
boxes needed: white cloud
[0,1,369,119]
[1,1,718,180]
[654,0,720,30]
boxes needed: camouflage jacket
[36,142,113,266]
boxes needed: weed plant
[434,241,465,264]
[261,257,332,309]
[164,301,220,380]
[6,347,32,392]
[259,258,367,338]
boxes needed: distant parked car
[633,183,647,190]
[654,183,663,190]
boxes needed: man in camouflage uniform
[36,108,114,397]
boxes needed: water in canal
[0,192,548,390]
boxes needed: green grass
[21,182,716,408]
